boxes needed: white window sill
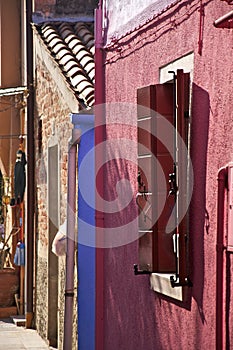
[150,273,183,301]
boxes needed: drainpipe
[63,127,80,350]
[216,166,227,350]
[95,2,105,350]
[25,0,35,328]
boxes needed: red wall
[103,2,233,349]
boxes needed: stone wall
[56,0,98,15]
[35,0,98,16]
[34,56,78,350]
[35,257,48,339]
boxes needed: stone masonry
[34,56,78,350]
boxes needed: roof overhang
[214,10,233,28]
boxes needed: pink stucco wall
[104,0,176,44]
[103,2,233,349]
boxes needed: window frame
[136,53,194,300]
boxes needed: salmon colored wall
[0,0,22,176]
[103,2,233,349]
[0,0,21,87]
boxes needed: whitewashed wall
[104,0,178,43]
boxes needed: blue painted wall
[72,114,95,350]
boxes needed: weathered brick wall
[34,0,56,17]
[56,0,98,15]
[35,0,98,16]
[34,56,78,350]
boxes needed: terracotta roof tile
[36,21,95,107]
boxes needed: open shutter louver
[136,70,191,281]
[137,85,156,273]
[137,84,176,273]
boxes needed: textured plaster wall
[34,57,77,350]
[104,1,233,350]
[104,0,178,43]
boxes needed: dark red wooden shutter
[176,70,190,284]
[153,84,176,272]
[137,71,190,276]
[137,85,156,272]
[137,84,176,273]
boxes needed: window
[135,66,192,297]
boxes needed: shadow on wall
[143,83,210,350]
[104,243,165,350]
[189,83,210,323]
[226,252,232,349]
[102,84,210,350]
[135,83,210,317]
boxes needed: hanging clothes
[14,241,25,266]
[14,150,27,204]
